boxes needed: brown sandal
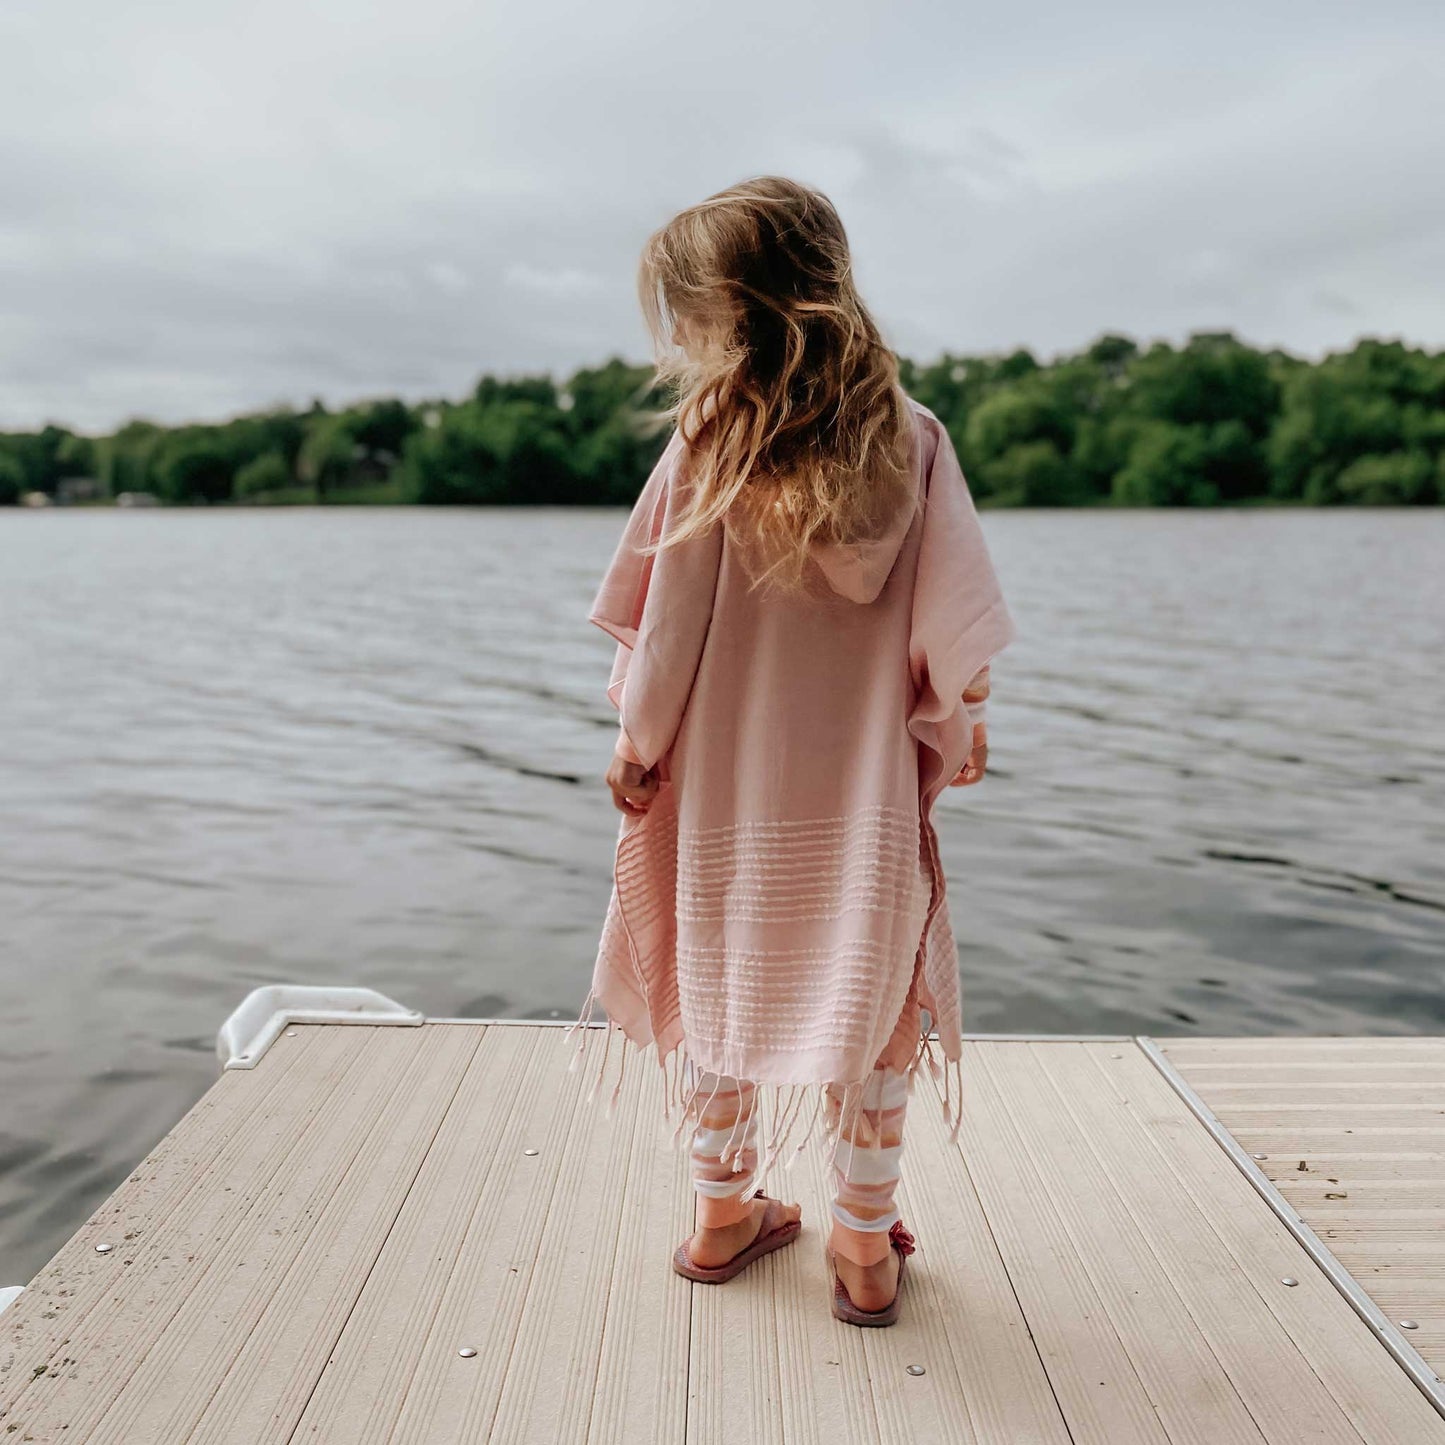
[827,1219,916,1326]
[672,1191,802,1283]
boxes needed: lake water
[1,507,1442,1281]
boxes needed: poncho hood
[807,476,921,604]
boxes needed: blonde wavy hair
[636,175,916,595]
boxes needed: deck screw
[286,1029,298,1037]
[1110,1053,1122,1059]
[523,1148,539,1157]
[1281,1277,1298,1287]
[1252,1154,1268,1160]
[1400,1320,1419,1330]
[94,1243,113,1254]
[905,1364,926,1377]
[458,1347,478,1358]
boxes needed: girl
[567,176,1013,1327]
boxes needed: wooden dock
[2,1012,1443,1443]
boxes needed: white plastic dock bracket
[0,1285,23,1316]
[217,985,424,1070]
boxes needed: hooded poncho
[567,396,1015,1181]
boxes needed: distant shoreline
[4,334,1442,509]
[13,496,1432,515]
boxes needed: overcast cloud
[2,0,1442,431]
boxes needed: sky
[2,0,1442,433]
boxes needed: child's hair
[637,175,915,595]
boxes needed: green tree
[474,374,559,410]
[963,379,1084,503]
[402,399,580,505]
[1124,334,1277,501]
[1130,333,1277,431]
[1072,413,1139,499]
[1266,339,1444,503]
[563,358,669,503]
[154,442,234,503]
[1087,334,1138,379]
[55,432,97,478]
[1335,451,1437,505]
[561,359,657,431]
[97,420,164,497]
[349,399,417,458]
[0,451,22,505]
[298,415,358,500]
[234,451,294,499]
[1113,422,1218,506]
[0,425,69,495]
[965,386,1072,461]
[985,440,1085,506]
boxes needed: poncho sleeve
[587,428,723,777]
[908,413,1017,809]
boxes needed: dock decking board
[1,1025,1442,1443]
[289,1024,568,1442]
[1,1024,363,1437]
[976,1044,1272,1445]
[865,1064,1072,1445]
[94,1025,480,1444]
[1162,1037,1445,1383]
[1043,1043,1440,1445]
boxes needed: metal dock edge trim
[1135,1034,1445,1419]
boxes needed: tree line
[2,334,1442,509]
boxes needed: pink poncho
[567,396,1015,1173]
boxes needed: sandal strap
[686,1193,785,1271]
[756,1196,788,1238]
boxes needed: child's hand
[606,753,660,814]
[949,723,988,787]
[951,665,991,786]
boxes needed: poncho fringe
[560,1001,965,1198]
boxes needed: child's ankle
[696,1192,754,1230]
[830,1223,891,1266]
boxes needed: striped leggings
[688,1062,910,1241]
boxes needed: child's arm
[950,663,991,786]
[605,715,658,814]
[614,724,646,767]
